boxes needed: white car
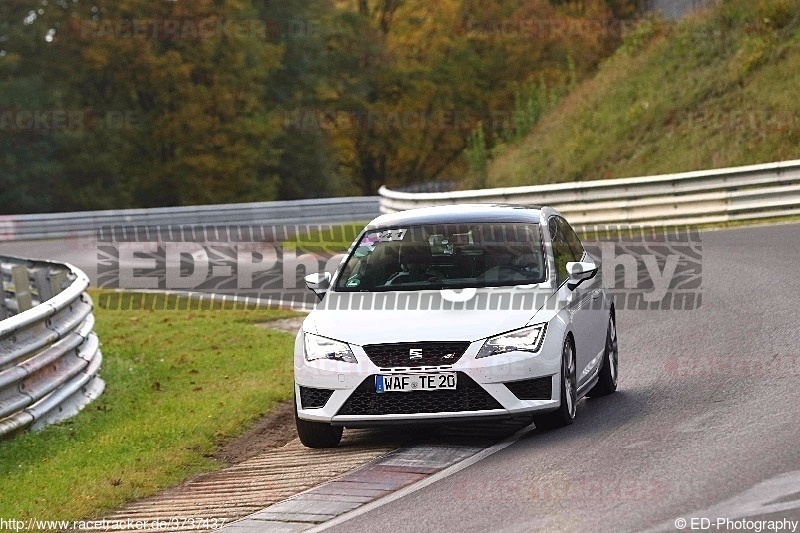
[294,205,618,447]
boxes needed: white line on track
[307,421,538,532]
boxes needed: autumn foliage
[0,0,640,213]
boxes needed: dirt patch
[255,316,306,335]
[215,399,298,465]
[215,317,307,465]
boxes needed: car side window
[548,218,572,287]
[558,217,584,261]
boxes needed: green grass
[0,291,301,521]
[288,221,369,254]
[485,0,800,187]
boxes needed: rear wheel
[294,396,343,448]
[587,313,618,397]
[533,338,576,430]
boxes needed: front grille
[362,342,471,368]
[505,377,552,400]
[337,372,502,416]
[299,386,334,409]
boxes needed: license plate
[375,373,457,393]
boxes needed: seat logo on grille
[409,348,423,360]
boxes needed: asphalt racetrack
[321,223,800,532]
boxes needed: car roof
[367,204,547,228]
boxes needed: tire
[587,312,618,398]
[294,396,343,448]
[533,338,577,430]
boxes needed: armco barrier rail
[0,196,381,242]
[0,256,103,438]
[379,160,800,230]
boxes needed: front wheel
[587,313,618,398]
[295,396,343,448]
[533,338,576,430]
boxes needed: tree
[70,0,285,207]
[254,0,347,199]
[0,1,82,213]
[2,0,288,213]
[0,0,642,213]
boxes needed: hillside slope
[487,0,800,187]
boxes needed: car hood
[303,287,554,345]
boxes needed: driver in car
[388,242,442,284]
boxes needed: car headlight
[476,324,547,359]
[304,333,357,364]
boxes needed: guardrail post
[11,265,33,312]
[49,271,68,298]
[33,268,54,303]
[32,268,66,303]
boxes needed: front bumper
[294,332,564,426]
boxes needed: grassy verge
[0,291,301,521]
[288,222,369,254]
[485,0,800,187]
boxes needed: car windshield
[335,223,546,292]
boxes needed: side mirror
[566,261,598,291]
[304,272,332,300]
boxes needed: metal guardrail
[378,159,800,230]
[0,256,103,438]
[0,197,381,242]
